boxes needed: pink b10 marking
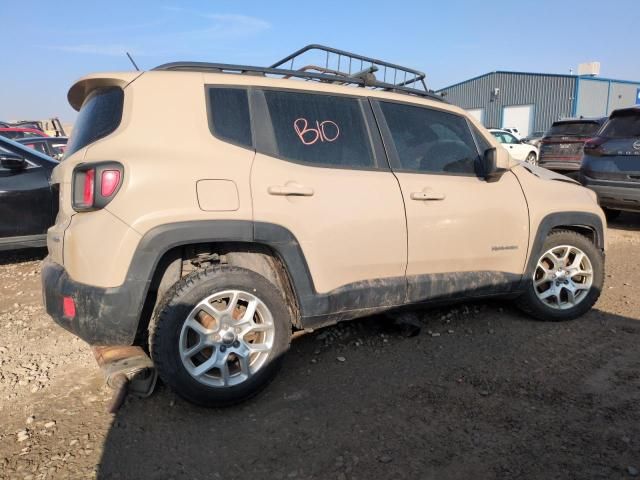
[293,118,340,145]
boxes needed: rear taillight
[584,137,606,151]
[72,162,123,211]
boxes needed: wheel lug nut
[220,345,226,352]
[233,340,240,348]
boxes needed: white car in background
[502,127,523,139]
[489,128,539,165]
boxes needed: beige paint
[251,153,407,293]
[397,172,529,276]
[48,68,603,291]
[196,180,240,211]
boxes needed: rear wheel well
[134,242,301,346]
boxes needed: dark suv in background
[539,117,607,178]
[580,107,640,220]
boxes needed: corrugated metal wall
[575,79,609,117]
[438,72,576,133]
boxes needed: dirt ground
[1,215,639,480]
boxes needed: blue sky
[2,0,638,122]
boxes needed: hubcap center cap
[221,329,236,345]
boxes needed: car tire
[149,265,292,407]
[603,208,621,222]
[516,230,604,322]
[525,152,538,165]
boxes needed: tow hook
[91,346,157,413]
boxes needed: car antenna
[126,52,140,71]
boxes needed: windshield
[600,114,640,139]
[0,135,57,164]
[547,121,601,137]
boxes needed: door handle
[410,191,446,201]
[268,184,314,196]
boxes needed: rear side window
[547,121,600,137]
[600,114,640,139]
[380,102,479,175]
[264,90,374,168]
[66,87,123,157]
[208,88,253,148]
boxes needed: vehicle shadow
[0,247,47,266]
[96,303,640,480]
[608,211,640,231]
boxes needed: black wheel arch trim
[522,211,604,287]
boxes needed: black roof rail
[153,44,444,102]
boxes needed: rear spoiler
[67,72,144,111]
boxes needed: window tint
[66,87,124,157]
[548,121,601,137]
[471,125,492,153]
[264,90,374,168]
[380,102,479,174]
[208,88,253,148]
[600,114,640,139]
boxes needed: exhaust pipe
[91,346,157,413]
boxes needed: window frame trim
[370,98,483,178]
[252,86,388,172]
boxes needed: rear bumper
[41,257,141,345]
[580,175,640,211]
[538,159,581,172]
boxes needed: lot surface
[1,215,640,480]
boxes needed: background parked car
[489,128,539,164]
[0,136,58,251]
[523,130,546,148]
[502,127,523,139]
[580,106,640,221]
[538,117,606,178]
[17,136,68,160]
[0,127,48,140]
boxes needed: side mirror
[482,148,508,182]
[0,153,27,170]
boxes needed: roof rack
[153,44,444,102]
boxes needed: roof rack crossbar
[153,44,443,102]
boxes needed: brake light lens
[101,170,121,197]
[82,169,95,206]
[72,162,123,211]
[584,137,606,151]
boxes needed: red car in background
[0,127,49,140]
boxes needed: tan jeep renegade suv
[42,45,606,407]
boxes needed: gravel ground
[1,214,639,479]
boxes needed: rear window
[600,114,640,139]
[547,121,600,137]
[264,90,374,168]
[208,88,253,148]
[65,87,124,157]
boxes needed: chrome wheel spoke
[533,244,593,310]
[179,289,276,388]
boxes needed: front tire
[150,265,292,407]
[516,230,604,321]
[525,152,538,165]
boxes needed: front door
[251,89,407,316]
[373,100,529,302]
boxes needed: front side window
[264,90,374,168]
[66,87,124,157]
[380,102,479,174]
[208,88,253,148]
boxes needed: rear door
[250,89,407,307]
[0,155,52,239]
[372,100,529,302]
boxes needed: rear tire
[150,265,292,407]
[516,230,604,321]
[603,208,621,222]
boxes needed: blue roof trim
[436,70,640,92]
